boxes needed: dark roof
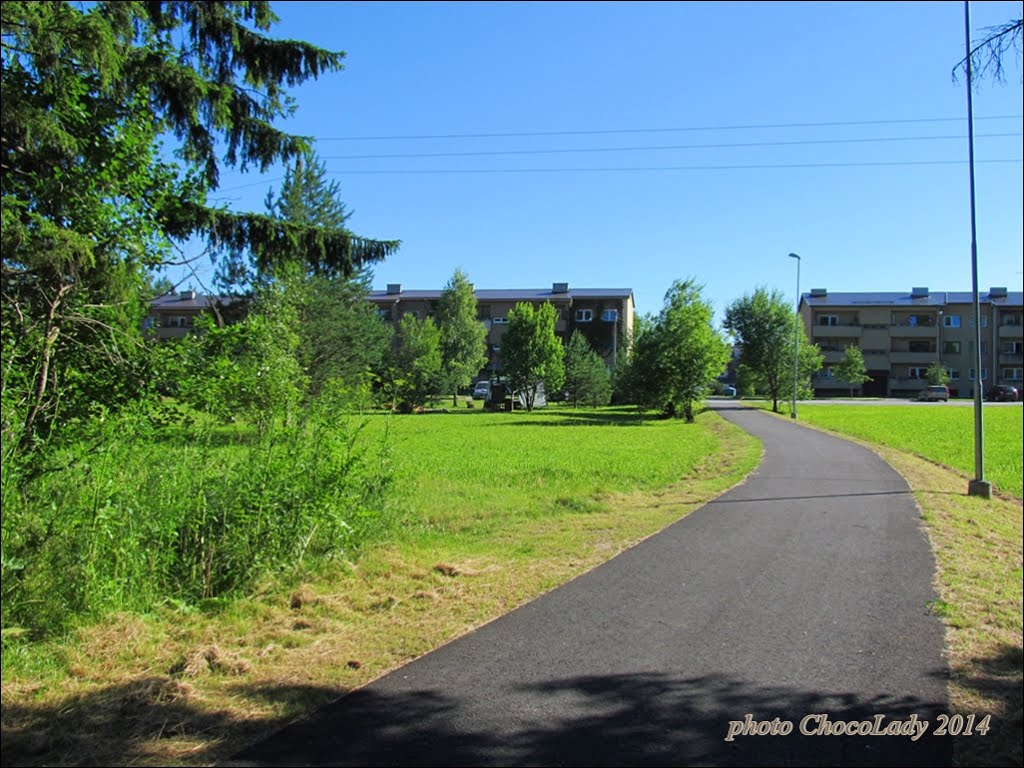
[367,288,634,302]
[801,291,1023,308]
[150,292,241,311]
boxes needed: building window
[942,341,961,354]
[908,340,934,353]
[943,315,961,328]
[165,315,192,328]
[946,368,961,380]
[601,309,618,322]
[908,367,928,379]
[377,308,391,321]
[896,313,934,327]
[1001,313,1022,326]
[404,310,421,320]
[1001,341,1023,354]
[968,368,988,381]
[143,317,155,330]
[817,315,839,326]
[1002,368,1023,380]
[575,309,593,322]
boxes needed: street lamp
[962,0,990,499]
[789,253,801,419]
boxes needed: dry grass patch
[876,447,1022,767]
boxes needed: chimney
[911,287,929,299]
[810,288,827,297]
[386,283,402,295]
[989,286,1008,298]
[552,282,569,294]
[178,289,196,301]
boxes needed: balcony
[888,377,929,390]
[889,325,939,339]
[889,352,939,364]
[153,327,191,340]
[998,352,1023,364]
[810,324,862,339]
[998,324,1023,339]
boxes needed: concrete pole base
[967,479,992,499]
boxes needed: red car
[986,385,1019,402]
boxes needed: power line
[214,157,1021,191]
[313,115,1023,142]
[317,132,1022,161]
[316,158,1023,175]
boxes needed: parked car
[485,381,547,410]
[986,385,1019,402]
[917,385,950,402]
[472,380,491,399]
[722,385,738,397]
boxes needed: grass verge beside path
[878,449,1022,768]
[761,402,1022,767]
[1,407,761,767]
[793,404,1023,498]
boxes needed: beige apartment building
[800,287,1023,398]
[367,282,635,378]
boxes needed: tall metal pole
[789,253,801,419]
[964,1,991,498]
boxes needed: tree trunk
[21,286,69,448]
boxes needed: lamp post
[963,0,990,499]
[789,253,801,419]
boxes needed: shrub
[1,401,391,635]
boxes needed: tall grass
[1,402,391,635]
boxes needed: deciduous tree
[724,288,822,413]
[436,269,487,406]
[834,345,872,398]
[390,314,443,411]
[926,361,951,387]
[502,302,565,411]
[628,280,729,421]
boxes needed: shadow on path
[236,671,951,767]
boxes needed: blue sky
[175,1,1023,320]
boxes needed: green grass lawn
[375,406,731,539]
[790,405,1023,498]
[2,404,762,768]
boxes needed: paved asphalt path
[236,404,949,767]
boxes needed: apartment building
[367,282,635,376]
[145,290,242,339]
[800,287,1024,398]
